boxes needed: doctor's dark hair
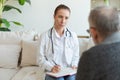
[54,4,71,16]
[89,6,120,38]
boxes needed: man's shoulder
[92,42,120,50]
[83,42,120,56]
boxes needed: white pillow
[20,30,37,41]
[0,45,21,68]
[21,40,40,67]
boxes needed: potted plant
[104,0,110,6]
[0,0,31,31]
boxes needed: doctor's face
[54,9,70,28]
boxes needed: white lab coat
[39,28,80,71]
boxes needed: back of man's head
[89,6,120,38]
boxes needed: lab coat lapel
[64,37,72,65]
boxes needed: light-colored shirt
[53,28,68,67]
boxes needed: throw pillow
[0,45,21,68]
[21,40,40,67]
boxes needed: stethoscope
[49,27,72,54]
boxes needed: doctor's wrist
[71,66,77,69]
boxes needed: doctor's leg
[45,75,64,80]
[64,74,76,80]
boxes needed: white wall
[3,0,90,36]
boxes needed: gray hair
[89,6,120,38]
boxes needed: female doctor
[39,4,79,80]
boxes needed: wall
[91,0,120,10]
[3,0,90,36]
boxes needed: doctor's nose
[62,18,66,23]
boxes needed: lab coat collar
[52,27,67,38]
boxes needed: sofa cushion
[0,45,21,68]
[86,38,95,50]
[11,66,45,80]
[78,38,89,56]
[20,40,40,67]
[20,30,37,41]
[0,68,19,80]
[0,32,21,45]
[78,37,95,57]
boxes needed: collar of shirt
[102,32,120,44]
[52,27,67,39]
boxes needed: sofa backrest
[78,36,94,57]
[0,31,37,69]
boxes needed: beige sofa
[0,31,46,80]
[0,31,94,80]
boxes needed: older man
[76,6,120,80]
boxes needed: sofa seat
[0,68,19,80]
[11,66,45,80]
[0,66,45,80]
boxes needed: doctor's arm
[38,34,54,71]
[71,33,80,68]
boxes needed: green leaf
[0,27,11,31]
[12,21,24,26]
[25,0,31,5]
[0,18,2,27]
[104,0,110,6]
[3,5,22,13]
[1,18,10,28]
[18,0,25,5]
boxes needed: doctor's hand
[51,65,61,73]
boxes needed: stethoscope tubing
[49,27,71,54]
